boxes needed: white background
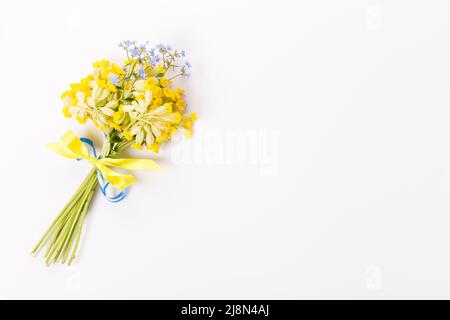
[1,0,450,299]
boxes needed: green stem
[68,179,97,265]
[47,173,97,265]
[32,138,113,265]
[31,168,96,255]
[63,173,98,263]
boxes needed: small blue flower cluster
[119,40,191,78]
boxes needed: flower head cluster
[61,41,195,152]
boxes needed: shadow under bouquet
[32,41,196,266]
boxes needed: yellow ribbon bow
[46,130,160,190]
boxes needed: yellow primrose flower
[123,130,133,141]
[163,87,178,101]
[111,63,125,75]
[62,106,72,118]
[110,122,122,131]
[146,143,160,153]
[159,78,172,88]
[153,86,163,99]
[144,78,158,90]
[175,99,185,111]
[92,59,110,68]
[176,112,197,138]
[107,83,117,92]
[157,64,167,75]
[113,109,124,123]
[132,143,143,150]
[76,115,87,124]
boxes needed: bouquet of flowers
[32,41,196,266]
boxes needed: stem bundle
[32,138,131,266]
[31,168,99,265]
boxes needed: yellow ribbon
[46,130,160,190]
